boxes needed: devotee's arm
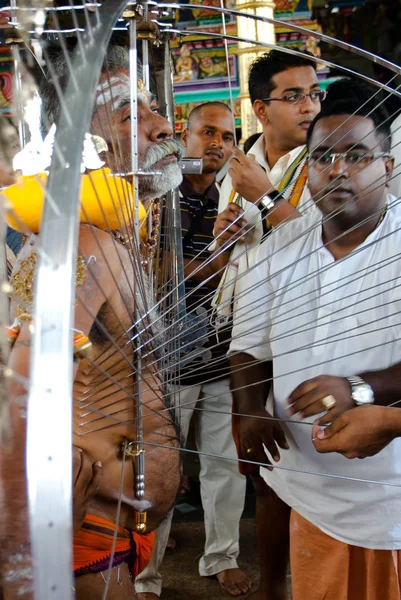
[0,397,34,599]
[311,405,401,459]
[73,447,103,534]
[0,228,122,597]
[230,353,288,466]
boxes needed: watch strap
[256,189,285,213]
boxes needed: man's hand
[73,446,103,534]
[239,409,289,470]
[213,202,247,249]
[287,375,355,425]
[228,147,273,203]
[311,405,399,459]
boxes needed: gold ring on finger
[320,394,336,411]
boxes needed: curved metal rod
[165,27,401,99]
[153,2,401,76]
[26,0,130,598]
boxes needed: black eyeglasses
[260,90,327,105]
[308,151,393,171]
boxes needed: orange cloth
[290,509,401,600]
[73,514,155,577]
[132,527,156,578]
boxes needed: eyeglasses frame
[260,89,328,105]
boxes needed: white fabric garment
[211,135,318,318]
[390,113,401,200]
[135,378,246,595]
[229,195,401,550]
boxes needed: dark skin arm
[287,361,401,426]
[230,353,288,468]
[0,396,34,600]
[183,247,230,288]
[73,447,103,535]
[312,405,401,459]
[0,228,122,597]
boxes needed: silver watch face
[353,384,374,405]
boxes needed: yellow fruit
[2,168,147,238]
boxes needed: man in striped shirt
[136,102,252,599]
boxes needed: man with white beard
[0,45,184,600]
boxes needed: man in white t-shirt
[212,50,324,600]
[229,94,401,599]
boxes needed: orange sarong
[73,514,155,578]
[290,509,401,600]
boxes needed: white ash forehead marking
[96,76,151,110]
[138,89,151,104]
[97,74,129,90]
[96,84,130,109]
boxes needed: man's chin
[139,163,183,204]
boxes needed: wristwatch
[346,375,374,406]
[257,189,285,212]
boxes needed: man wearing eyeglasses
[229,93,401,599]
[211,50,324,600]
[212,50,324,257]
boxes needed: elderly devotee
[0,45,183,600]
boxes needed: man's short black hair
[306,78,392,152]
[248,50,316,105]
[187,101,232,130]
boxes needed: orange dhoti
[290,509,401,600]
[73,514,155,578]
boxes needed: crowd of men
[0,40,401,600]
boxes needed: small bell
[134,511,147,534]
[73,331,92,360]
[6,322,20,345]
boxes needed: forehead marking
[96,76,151,110]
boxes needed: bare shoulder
[78,225,132,277]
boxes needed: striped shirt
[170,178,229,385]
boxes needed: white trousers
[134,377,246,596]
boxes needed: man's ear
[252,100,269,126]
[181,128,189,147]
[385,156,394,188]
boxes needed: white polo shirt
[230,196,401,550]
[211,136,319,318]
[212,134,318,247]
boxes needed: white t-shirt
[229,196,401,550]
[390,114,401,200]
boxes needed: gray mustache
[142,139,183,170]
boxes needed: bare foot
[216,568,252,597]
[166,536,176,550]
[136,594,160,600]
